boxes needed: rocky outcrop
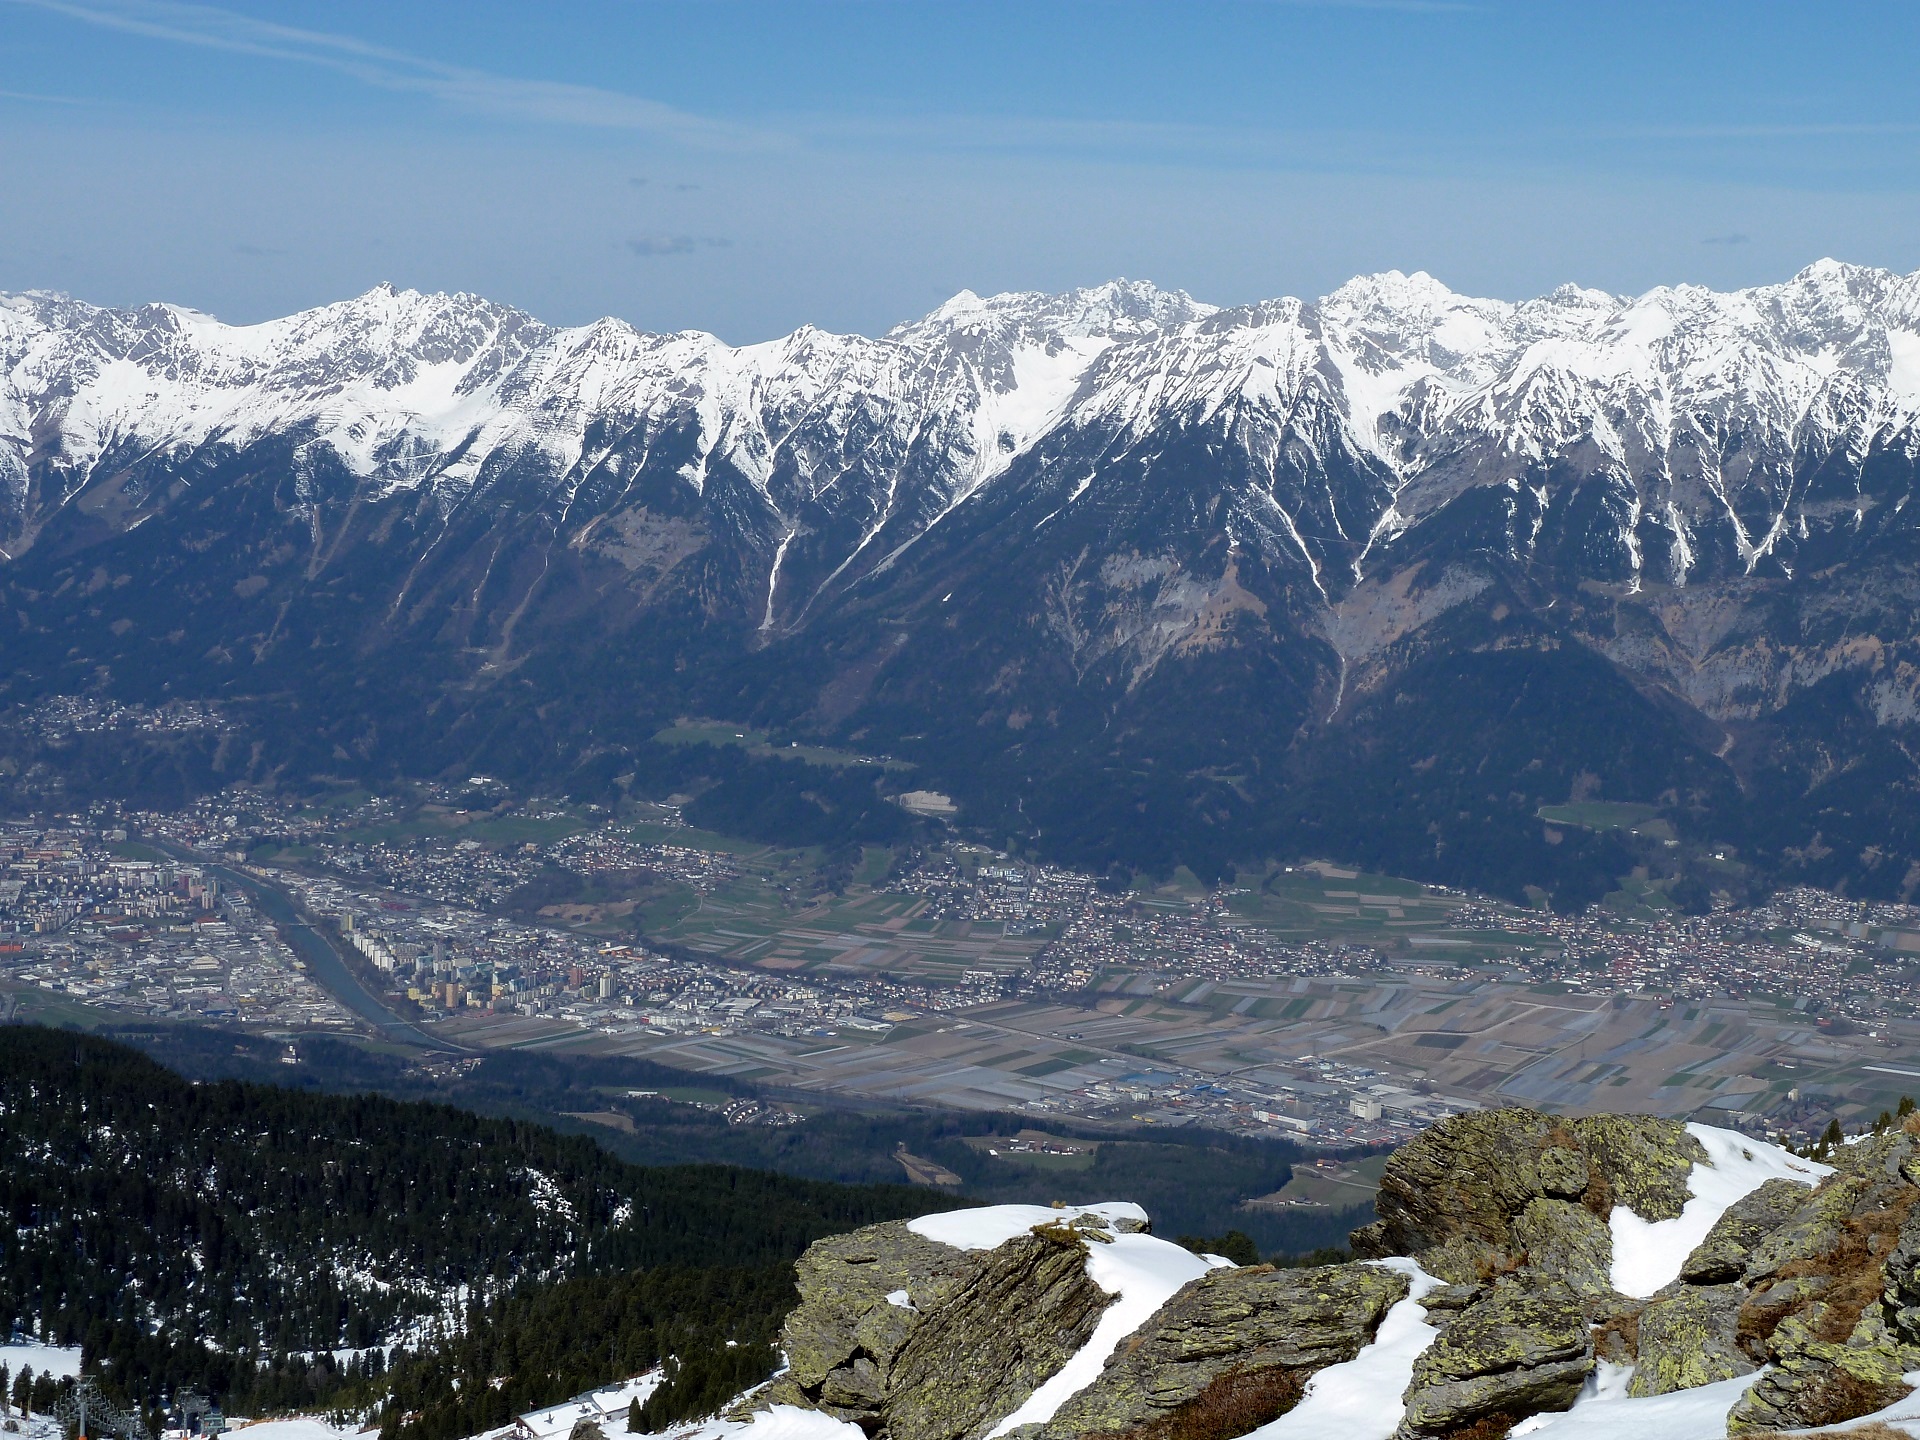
[1628,1283,1753,1396]
[1723,1156,1920,1432]
[1034,1264,1408,1440]
[1396,1277,1592,1439]
[1678,1180,1808,1284]
[1350,1108,1701,1287]
[742,1110,1920,1440]
[1886,1201,1920,1342]
[762,1215,1118,1440]
[1509,1200,1614,1307]
[1727,1306,1920,1433]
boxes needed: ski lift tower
[54,1377,147,1440]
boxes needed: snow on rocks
[644,1402,868,1440]
[1608,1122,1830,1298]
[1506,1370,1763,1440]
[905,1202,1148,1251]
[1244,1258,1445,1440]
[982,1229,1226,1438]
[904,1201,1225,1437]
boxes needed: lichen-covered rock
[1887,1202,1920,1343]
[1396,1277,1592,1438]
[1726,1306,1920,1433]
[1569,1114,1704,1222]
[1823,1124,1920,1184]
[1626,1283,1752,1397]
[1417,1282,1484,1317]
[1735,1174,1920,1366]
[1352,1109,1586,1281]
[1352,1108,1698,1289]
[1741,1176,1873,1286]
[762,1217,1113,1440]
[1511,1199,1614,1306]
[1034,1263,1408,1440]
[1678,1179,1807,1284]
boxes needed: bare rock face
[763,1216,1117,1440]
[1628,1283,1753,1397]
[1725,1164,1920,1433]
[1395,1276,1593,1439]
[1509,1199,1614,1309]
[1727,1306,1920,1434]
[1886,1199,1920,1342]
[740,1110,1920,1440]
[1678,1179,1809,1284]
[1350,1107,1701,1286]
[1032,1263,1409,1440]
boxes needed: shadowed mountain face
[4,263,1919,900]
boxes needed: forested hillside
[124,1026,1362,1258]
[0,1027,958,1421]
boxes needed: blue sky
[3,1,1919,339]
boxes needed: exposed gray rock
[1677,1178,1807,1284]
[1353,1108,1700,1288]
[1886,1195,1920,1343]
[1034,1263,1408,1440]
[1396,1277,1592,1438]
[1627,1283,1752,1397]
[1510,1199,1614,1306]
[762,1217,1114,1440]
[1569,1114,1702,1222]
[1742,1176,1873,1286]
[1417,1283,1484,1317]
[1727,1305,1920,1434]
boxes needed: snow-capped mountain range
[4,262,1920,900]
[7,260,1918,597]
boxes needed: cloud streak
[7,0,775,146]
[628,235,731,257]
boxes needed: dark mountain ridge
[3,265,1918,901]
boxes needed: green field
[1536,801,1675,841]
[654,719,914,772]
[1257,1153,1387,1207]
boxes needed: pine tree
[627,1398,641,1433]
[13,1366,33,1416]
[1900,1095,1916,1118]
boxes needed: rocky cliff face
[727,1110,1920,1440]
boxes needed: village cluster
[3,786,1919,1152]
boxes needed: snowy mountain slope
[6,263,1918,597]
[6,263,1920,899]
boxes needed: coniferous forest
[0,1027,960,1432]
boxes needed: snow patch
[984,1231,1225,1438]
[225,1420,358,1440]
[649,1402,867,1440]
[1608,1123,1830,1298]
[0,1343,81,1379]
[1507,1371,1762,1440]
[1245,1259,1444,1440]
[906,1201,1148,1251]
[884,1290,915,1311]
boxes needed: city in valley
[5,780,1920,1160]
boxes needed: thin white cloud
[0,85,97,103]
[6,0,777,146]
